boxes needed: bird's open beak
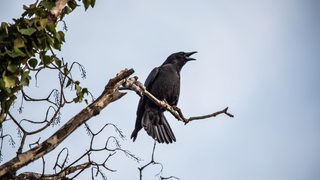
[185,51,197,61]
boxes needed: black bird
[131,51,197,143]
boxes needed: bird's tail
[131,128,139,142]
[142,108,176,143]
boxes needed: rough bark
[0,69,134,178]
[50,0,71,17]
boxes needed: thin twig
[139,141,159,180]
[138,141,178,180]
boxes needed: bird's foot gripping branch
[121,76,234,124]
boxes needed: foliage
[0,1,175,179]
[0,0,95,125]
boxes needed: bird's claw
[172,106,181,112]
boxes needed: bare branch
[16,162,91,180]
[139,141,177,180]
[161,176,180,180]
[175,106,234,124]
[122,77,234,124]
[54,147,69,172]
[139,141,160,180]
[58,162,91,179]
[0,68,134,178]
[50,0,70,18]
[63,120,139,179]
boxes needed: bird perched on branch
[131,51,197,143]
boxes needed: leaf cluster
[0,0,94,125]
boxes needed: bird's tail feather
[142,108,176,143]
[131,129,139,142]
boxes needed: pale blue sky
[1,0,320,180]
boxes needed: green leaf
[40,1,55,9]
[82,88,88,95]
[60,6,73,20]
[91,0,96,7]
[18,27,36,36]
[7,64,18,73]
[56,31,65,43]
[66,79,72,87]
[45,34,54,47]
[39,18,48,27]
[46,23,56,34]
[42,55,52,66]
[28,58,38,68]
[3,75,16,88]
[53,40,61,50]
[5,48,20,58]
[31,40,39,50]
[13,47,26,57]
[1,22,8,34]
[83,0,90,10]
[75,81,81,91]
[63,65,70,75]
[0,113,5,125]
[54,58,61,68]
[68,0,78,10]
[14,38,25,48]
[20,71,31,86]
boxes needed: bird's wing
[131,67,160,141]
[137,67,160,115]
[144,67,160,90]
[141,66,176,143]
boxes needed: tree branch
[16,162,90,180]
[138,141,162,180]
[0,68,134,178]
[139,141,178,180]
[121,76,234,124]
[50,0,70,18]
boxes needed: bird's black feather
[131,51,197,143]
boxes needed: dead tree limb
[138,141,179,180]
[138,141,162,180]
[121,76,234,124]
[50,0,71,18]
[16,162,90,180]
[0,68,134,178]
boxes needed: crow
[131,51,197,143]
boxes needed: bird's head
[162,51,197,66]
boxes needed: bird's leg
[162,99,168,104]
[171,105,189,124]
[172,105,180,112]
[158,99,168,111]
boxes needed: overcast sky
[1,0,320,180]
